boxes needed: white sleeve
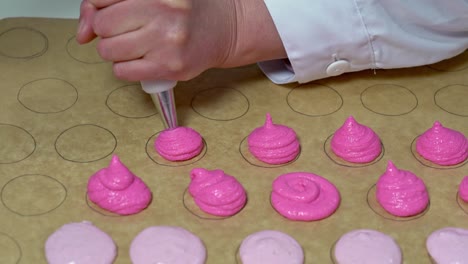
[258,0,468,84]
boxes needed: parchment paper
[0,17,467,263]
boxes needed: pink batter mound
[45,221,116,264]
[459,176,468,202]
[416,121,468,166]
[333,229,402,264]
[155,126,203,161]
[189,168,247,217]
[247,113,300,164]
[130,226,206,264]
[376,161,429,217]
[87,155,152,215]
[271,172,340,221]
[426,227,468,264]
[239,230,304,264]
[331,116,382,163]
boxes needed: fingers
[92,0,148,38]
[113,59,164,81]
[96,30,147,61]
[76,0,98,44]
[87,0,125,9]
[112,57,188,81]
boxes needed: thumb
[76,0,98,44]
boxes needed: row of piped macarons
[44,221,468,264]
[154,114,468,168]
[86,154,468,222]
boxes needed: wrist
[220,0,287,68]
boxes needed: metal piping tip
[150,89,178,129]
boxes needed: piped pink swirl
[459,176,468,202]
[87,155,152,215]
[376,161,429,217]
[271,172,340,221]
[416,121,468,166]
[155,126,203,161]
[189,168,247,217]
[247,113,300,164]
[331,116,382,163]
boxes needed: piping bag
[141,80,178,129]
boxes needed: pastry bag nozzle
[141,80,178,129]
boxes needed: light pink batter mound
[271,172,340,221]
[247,113,300,165]
[376,161,429,217]
[331,116,382,163]
[45,221,116,264]
[239,230,304,264]
[189,168,247,217]
[416,121,468,166]
[333,229,402,264]
[426,227,468,264]
[130,226,206,264]
[87,155,152,215]
[459,176,468,202]
[155,126,203,161]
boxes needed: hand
[77,0,286,81]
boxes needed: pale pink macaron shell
[271,172,340,221]
[333,229,402,264]
[426,227,468,264]
[247,113,300,165]
[189,168,247,217]
[45,221,116,264]
[130,226,206,264]
[331,116,382,163]
[239,230,304,264]
[416,121,468,166]
[459,176,468,202]
[87,155,152,215]
[155,126,203,161]
[376,161,429,217]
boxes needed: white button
[326,60,350,76]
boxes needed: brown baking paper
[0,17,467,263]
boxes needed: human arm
[77,0,468,84]
[76,0,286,81]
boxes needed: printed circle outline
[0,123,36,164]
[190,87,250,121]
[0,232,22,264]
[360,84,418,116]
[54,124,117,163]
[17,78,78,114]
[105,84,157,119]
[66,35,105,64]
[456,191,468,215]
[286,84,343,117]
[84,192,122,217]
[0,174,67,217]
[0,27,48,59]
[434,84,468,117]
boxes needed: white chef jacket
[259,0,468,84]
